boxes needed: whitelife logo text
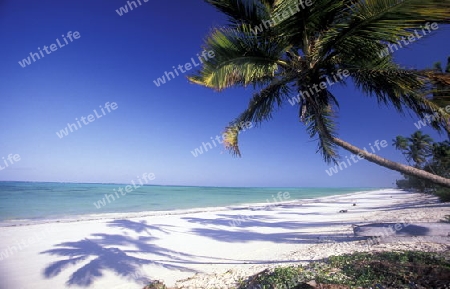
[56,102,118,139]
[18,31,81,68]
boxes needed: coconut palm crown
[189,0,450,187]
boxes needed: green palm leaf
[189,27,288,90]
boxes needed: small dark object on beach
[143,280,167,289]
[339,210,348,213]
[352,203,356,206]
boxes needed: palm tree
[407,131,433,166]
[393,131,433,166]
[394,134,449,191]
[430,140,450,177]
[189,0,450,187]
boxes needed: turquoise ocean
[0,181,382,225]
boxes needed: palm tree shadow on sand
[107,219,172,235]
[40,219,195,287]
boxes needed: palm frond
[223,78,294,156]
[205,0,275,26]
[304,104,339,163]
[188,27,288,90]
[351,65,450,133]
[319,0,450,62]
[223,125,242,157]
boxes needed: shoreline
[0,183,383,223]
[1,189,448,289]
[0,188,385,227]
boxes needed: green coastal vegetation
[237,250,450,289]
[144,250,450,288]
[394,130,450,201]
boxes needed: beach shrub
[324,251,450,288]
[237,251,450,289]
[442,215,450,223]
[434,188,450,202]
[143,280,167,289]
[237,267,307,289]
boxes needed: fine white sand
[0,189,448,289]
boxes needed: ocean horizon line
[0,180,387,189]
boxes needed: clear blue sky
[0,0,448,187]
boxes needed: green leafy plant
[143,280,167,289]
[237,251,450,289]
[442,214,450,223]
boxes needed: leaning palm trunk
[332,137,450,188]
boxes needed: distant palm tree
[189,0,450,187]
[431,140,450,177]
[394,133,449,190]
[393,131,434,169]
[407,131,433,166]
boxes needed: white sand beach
[0,189,449,289]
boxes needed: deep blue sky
[0,0,448,187]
